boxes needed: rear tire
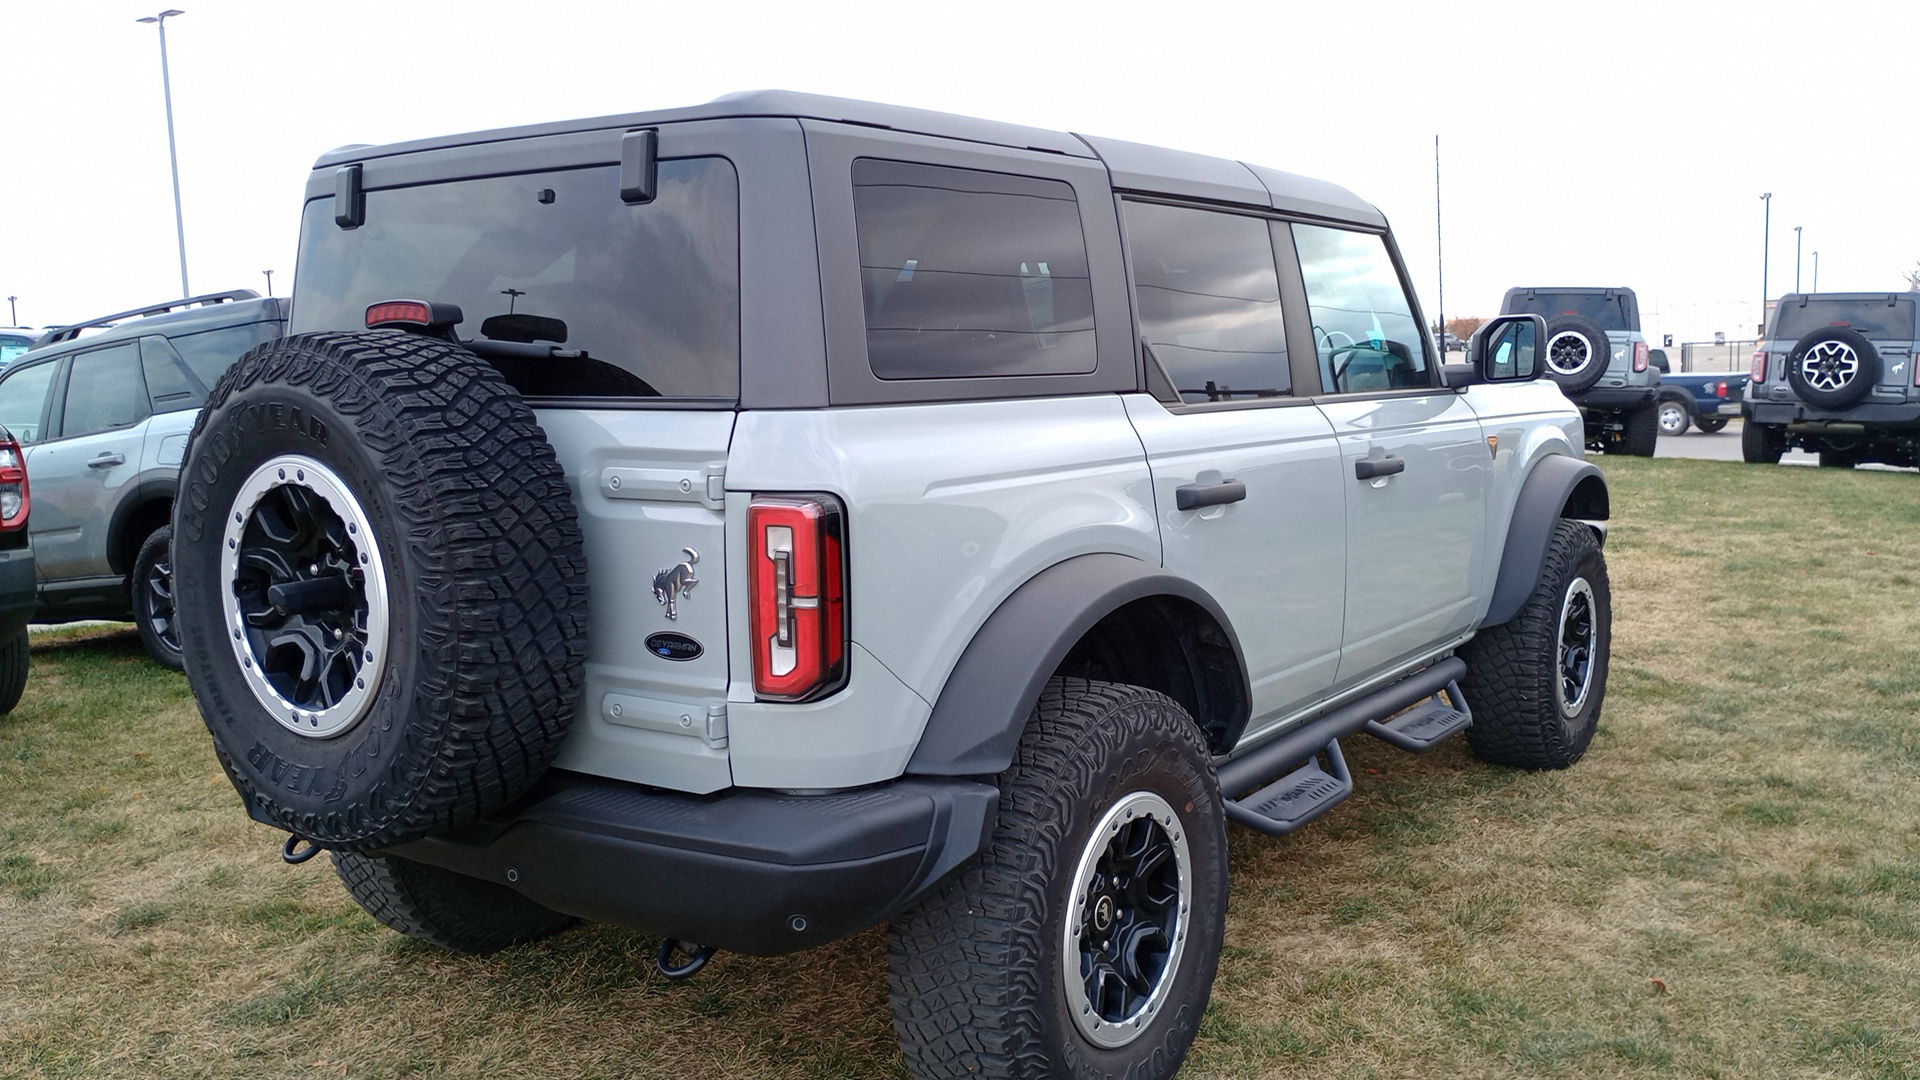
[332,850,575,954]
[1460,520,1610,770]
[132,526,184,671]
[888,679,1227,1080]
[1619,404,1660,457]
[0,633,29,716]
[1693,416,1729,434]
[1741,420,1786,464]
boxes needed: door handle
[1354,456,1405,480]
[1175,479,1247,511]
[87,452,126,469]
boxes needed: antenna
[1434,135,1444,353]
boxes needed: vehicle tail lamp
[1716,380,1728,398]
[365,299,463,334]
[1632,342,1649,373]
[749,494,848,702]
[1751,351,1767,382]
[0,439,29,530]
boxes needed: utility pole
[1434,135,1444,352]
[1794,226,1802,293]
[262,270,273,298]
[1813,252,1819,292]
[1759,193,1772,335]
[5,297,15,326]
[137,10,190,298]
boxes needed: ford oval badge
[645,632,703,662]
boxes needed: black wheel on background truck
[1459,520,1611,770]
[888,679,1228,1080]
[172,330,589,851]
[1542,315,1612,394]
[132,525,184,671]
[1741,420,1786,464]
[1693,415,1729,434]
[1656,397,1690,437]
[332,850,575,953]
[0,632,28,716]
[1618,404,1660,457]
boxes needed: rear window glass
[0,335,32,368]
[292,157,740,401]
[853,159,1095,380]
[169,322,279,393]
[1505,291,1635,331]
[1771,297,1916,341]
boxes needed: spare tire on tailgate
[173,330,589,851]
[1542,314,1612,394]
[1786,326,1880,409]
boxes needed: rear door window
[61,343,149,437]
[293,157,741,401]
[1122,200,1289,402]
[852,159,1095,380]
[1291,224,1431,394]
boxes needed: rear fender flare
[1484,454,1609,627]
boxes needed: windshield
[1770,297,1916,341]
[0,335,32,368]
[1505,291,1634,331]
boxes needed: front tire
[1460,520,1611,770]
[1656,397,1690,437]
[888,679,1228,1080]
[131,525,184,671]
[332,850,575,954]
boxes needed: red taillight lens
[1716,380,1728,398]
[749,494,848,702]
[1751,351,1767,382]
[366,300,433,327]
[1633,342,1649,373]
[0,439,29,530]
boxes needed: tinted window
[140,337,206,412]
[62,343,148,437]
[853,159,1094,380]
[1292,224,1430,394]
[1771,297,1916,340]
[171,322,278,392]
[1123,201,1288,402]
[1505,291,1633,331]
[293,158,740,400]
[0,362,57,443]
[0,335,32,368]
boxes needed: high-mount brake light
[749,494,848,702]
[0,437,30,531]
[365,299,463,334]
[1751,351,1767,382]
[1632,342,1649,373]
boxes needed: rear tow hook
[657,939,717,980]
[281,834,324,865]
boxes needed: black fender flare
[105,476,178,575]
[905,553,1249,777]
[1484,454,1609,627]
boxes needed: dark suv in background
[0,290,286,666]
[1743,292,1920,468]
[1500,287,1659,455]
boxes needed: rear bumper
[1744,399,1920,429]
[0,546,38,640]
[1575,386,1657,414]
[391,771,998,956]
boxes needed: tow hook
[281,834,324,865]
[657,939,717,980]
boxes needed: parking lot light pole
[137,9,190,299]
[1794,226,1802,293]
[5,297,15,325]
[1759,193,1771,334]
[1813,252,1819,292]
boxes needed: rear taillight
[749,494,847,702]
[1633,342,1649,373]
[0,439,28,530]
[1751,351,1767,382]
[1716,380,1728,398]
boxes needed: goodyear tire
[888,679,1228,1080]
[1542,315,1611,394]
[173,331,588,851]
[1460,520,1610,770]
[1786,327,1880,409]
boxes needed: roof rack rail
[37,289,263,346]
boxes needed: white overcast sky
[4,0,1917,346]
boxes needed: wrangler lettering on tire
[174,330,588,851]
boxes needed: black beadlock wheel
[173,330,589,851]
[132,525,185,671]
[1460,520,1611,770]
[332,850,575,954]
[887,679,1228,1080]
[1542,315,1611,394]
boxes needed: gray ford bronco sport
[174,92,1612,1080]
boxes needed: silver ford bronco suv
[174,92,1612,1080]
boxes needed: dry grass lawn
[3,456,1918,1079]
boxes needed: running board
[1364,681,1471,752]
[1223,740,1351,836]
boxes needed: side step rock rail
[1220,659,1471,836]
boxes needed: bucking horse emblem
[652,547,700,620]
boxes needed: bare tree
[1906,262,1920,291]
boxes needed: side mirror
[1467,314,1544,383]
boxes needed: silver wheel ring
[1799,341,1858,392]
[1061,790,1193,1049]
[221,454,390,739]
[1558,576,1597,717]
[1546,331,1595,375]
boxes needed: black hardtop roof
[312,90,1384,225]
[1502,286,1641,300]
[29,291,284,355]
[1776,291,1913,304]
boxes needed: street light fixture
[1794,226,1803,293]
[136,9,190,299]
[262,269,274,298]
[1759,193,1772,335]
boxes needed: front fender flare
[905,553,1248,777]
[1484,454,1609,627]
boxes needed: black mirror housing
[1469,314,1546,382]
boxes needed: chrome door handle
[1174,479,1247,511]
[87,452,126,469]
[1354,456,1405,480]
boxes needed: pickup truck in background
[1649,349,1749,435]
